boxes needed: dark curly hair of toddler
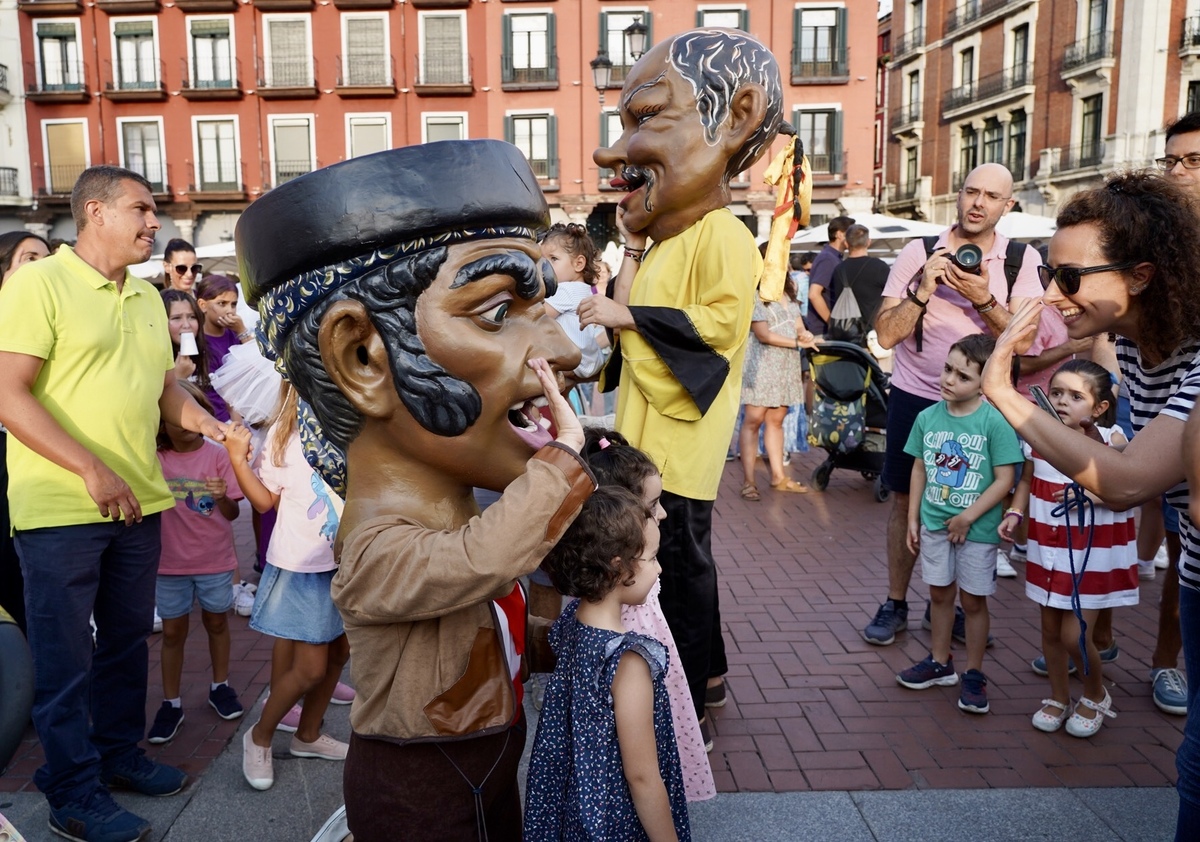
[542,486,650,603]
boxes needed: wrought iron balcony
[894,102,922,130]
[808,151,844,176]
[1182,17,1200,54]
[188,160,245,195]
[1063,32,1114,73]
[892,27,924,61]
[273,159,313,186]
[103,58,166,100]
[42,164,86,196]
[942,64,1031,113]
[25,59,89,101]
[257,56,317,98]
[501,53,558,89]
[181,57,243,98]
[413,53,473,94]
[946,0,1022,35]
[790,51,849,84]
[0,64,9,95]
[1060,141,1105,171]
[0,167,18,196]
[335,55,395,94]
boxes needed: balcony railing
[501,54,558,87]
[26,59,87,94]
[273,159,313,186]
[895,101,921,128]
[790,53,849,83]
[127,162,169,194]
[946,0,1020,34]
[0,167,18,196]
[808,151,845,176]
[0,64,9,95]
[1007,157,1026,181]
[181,57,242,92]
[259,56,314,88]
[525,157,559,180]
[892,27,924,61]
[1063,32,1114,72]
[337,55,392,87]
[943,64,1031,112]
[43,163,86,195]
[189,159,244,194]
[1060,141,1105,171]
[1182,16,1200,52]
[104,58,165,98]
[896,181,919,201]
[415,53,471,86]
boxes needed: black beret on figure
[236,139,551,307]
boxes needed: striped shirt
[1117,337,1200,591]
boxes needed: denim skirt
[249,562,344,644]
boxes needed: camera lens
[954,244,983,270]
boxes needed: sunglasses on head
[174,264,202,276]
[1036,262,1138,296]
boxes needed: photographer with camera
[861,163,1044,647]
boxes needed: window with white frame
[196,118,239,190]
[599,10,650,84]
[505,113,557,179]
[982,118,1003,164]
[189,18,234,89]
[423,113,466,143]
[114,20,158,89]
[792,7,848,79]
[1007,109,1027,179]
[598,109,623,181]
[1011,24,1029,81]
[265,16,312,87]
[36,22,82,91]
[959,124,978,185]
[904,146,919,193]
[343,15,388,86]
[270,116,314,185]
[502,13,556,85]
[1080,94,1103,165]
[697,8,748,30]
[347,114,389,158]
[43,120,87,195]
[120,120,165,191]
[792,108,842,174]
[420,13,466,85]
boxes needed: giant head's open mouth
[507,396,552,450]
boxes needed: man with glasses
[162,238,201,294]
[861,163,1043,646]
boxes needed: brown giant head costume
[235,140,580,497]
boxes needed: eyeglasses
[173,263,202,276]
[1037,262,1138,295]
[961,186,1012,203]
[1155,155,1200,171]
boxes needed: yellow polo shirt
[615,208,760,501]
[0,245,174,529]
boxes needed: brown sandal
[771,478,809,493]
[740,482,761,501]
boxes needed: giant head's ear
[317,299,394,420]
[722,83,768,157]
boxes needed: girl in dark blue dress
[525,486,690,841]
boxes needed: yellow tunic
[614,208,761,501]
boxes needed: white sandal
[1065,688,1116,738]
[1032,698,1071,733]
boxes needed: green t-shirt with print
[902,400,1023,545]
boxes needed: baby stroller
[806,340,890,502]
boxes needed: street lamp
[624,18,648,61]
[590,49,613,105]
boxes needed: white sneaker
[1154,543,1170,570]
[233,583,257,617]
[1138,559,1157,580]
[152,608,162,634]
[996,550,1018,578]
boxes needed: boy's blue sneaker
[208,683,244,720]
[1152,668,1188,715]
[1031,642,1118,676]
[921,602,994,648]
[48,787,150,842]
[958,669,990,714]
[896,654,959,689]
[863,600,908,646]
[100,753,187,798]
[146,702,184,744]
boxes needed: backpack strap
[908,236,940,353]
[1002,239,1025,304]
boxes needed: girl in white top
[224,383,350,791]
[999,360,1135,739]
[541,223,609,380]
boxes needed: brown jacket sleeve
[332,443,595,625]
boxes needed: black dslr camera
[947,243,984,275]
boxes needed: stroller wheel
[873,475,890,503]
[811,462,832,492]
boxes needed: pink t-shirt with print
[158,442,244,576]
[256,432,344,574]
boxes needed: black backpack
[826,262,870,346]
[908,235,1028,352]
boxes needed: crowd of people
[3,52,1200,841]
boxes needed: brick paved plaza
[0,447,1183,799]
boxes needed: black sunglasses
[1037,261,1138,295]
[173,263,202,276]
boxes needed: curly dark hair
[542,486,649,603]
[1056,170,1200,366]
[580,428,659,498]
[540,222,599,287]
[161,289,213,390]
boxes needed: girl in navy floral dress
[525,486,690,841]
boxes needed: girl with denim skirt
[223,383,350,791]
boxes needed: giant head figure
[594,28,784,243]
[236,140,580,497]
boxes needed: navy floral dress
[524,599,691,841]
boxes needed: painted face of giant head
[594,29,783,242]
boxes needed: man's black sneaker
[863,600,908,646]
[48,787,150,842]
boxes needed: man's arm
[0,351,144,523]
[808,281,831,322]
[159,369,228,441]
[1018,337,1093,375]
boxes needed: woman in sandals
[738,272,819,500]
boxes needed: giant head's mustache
[620,166,655,213]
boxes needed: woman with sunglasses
[981,170,1200,842]
[163,238,202,294]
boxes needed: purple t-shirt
[203,328,239,422]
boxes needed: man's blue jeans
[16,515,161,805]
[1177,584,1200,841]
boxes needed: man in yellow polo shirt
[580,30,784,749]
[0,166,227,842]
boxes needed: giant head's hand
[594,29,783,243]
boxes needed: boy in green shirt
[896,334,1022,714]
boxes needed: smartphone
[1028,385,1064,423]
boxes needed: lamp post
[590,49,613,106]
[624,18,648,62]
